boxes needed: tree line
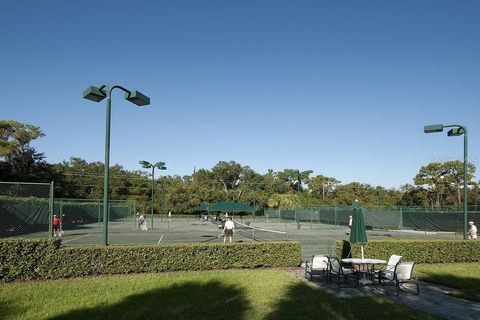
[1,120,478,213]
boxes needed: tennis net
[235,222,288,241]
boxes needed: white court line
[62,234,91,244]
[158,235,164,244]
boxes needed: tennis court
[20,217,461,261]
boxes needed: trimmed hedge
[336,240,480,263]
[0,239,302,282]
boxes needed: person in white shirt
[347,215,353,234]
[223,217,235,243]
[468,221,477,240]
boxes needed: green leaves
[337,239,480,263]
[414,161,477,207]
[0,239,302,282]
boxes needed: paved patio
[287,267,480,320]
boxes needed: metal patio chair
[376,254,402,283]
[327,256,359,287]
[379,261,420,295]
[305,255,329,281]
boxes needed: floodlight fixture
[447,128,464,136]
[83,86,106,102]
[154,161,166,169]
[424,124,444,133]
[125,90,150,106]
[139,160,152,168]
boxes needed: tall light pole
[249,182,266,221]
[424,124,468,239]
[83,85,150,245]
[475,183,478,213]
[295,170,313,208]
[139,160,166,230]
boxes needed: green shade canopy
[195,204,211,212]
[204,201,255,213]
[350,204,368,259]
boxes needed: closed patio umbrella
[349,200,368,260]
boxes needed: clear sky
[1,0,479,188]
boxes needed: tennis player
[468,221,477,240]
[223,217,235,243]
[53,214,62,237]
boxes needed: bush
[0,239,302,282]
[336,240,480,263]
[0,238,61,281]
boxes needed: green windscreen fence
[265,206,480,233]
[0,181,53,237]
[55,198,135,226]
[0,181,138,239]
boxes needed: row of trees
[1,120,478,213]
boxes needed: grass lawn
[416,262,480,302]
[0,269,440,320]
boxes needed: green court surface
[20,217,460,261]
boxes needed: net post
[48,181,54,239]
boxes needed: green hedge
[0,239,61,281]
[336,240,480,263]
[0,239,302,282]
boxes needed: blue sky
[1,0,479,188]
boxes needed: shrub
[0,239,302,282]
[336,240,480,263]
[0,238,61,281]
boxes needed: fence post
[133,201,137,231]
[399,207,403,230]
[334,207,337,229]
[48,181,54,239]
[59,198,63,227]
[98,202,101,227]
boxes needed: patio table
[341,258,386,285]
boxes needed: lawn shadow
[0,299,26,320]
[48,280,249,320]
[264,281,439,320]
[420,273,480,302]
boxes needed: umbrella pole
[361,245,364,260]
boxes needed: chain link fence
[0,181,54,238]
[265,206,480,233]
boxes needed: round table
[341,258,387,285]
